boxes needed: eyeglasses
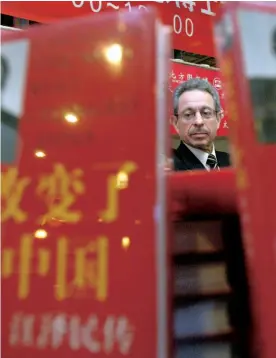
[177,107,217,122]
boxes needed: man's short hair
[173,78,222,116]
[1,55,9,89]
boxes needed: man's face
[173,89,221,151]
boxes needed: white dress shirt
[185,143,217,171]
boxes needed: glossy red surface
[169,169,237,218]
[216,3,276,357]
[1,9,169,358]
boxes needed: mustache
[189,129,209,135]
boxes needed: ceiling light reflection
[104,44,123,65]
[35,150,46,158]
[121,236,131,249]
[64,112,79,124]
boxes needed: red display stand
[2,3,276,358]
[215,3,276,358]
[170,3,276,357]
[169,169,252,358]
[170,169,236,216]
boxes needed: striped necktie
[206,153,218,170]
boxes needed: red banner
[1,1,222,57]
[2,9,169,358]
[169,61,228,136]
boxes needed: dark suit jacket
[173,141,230,171]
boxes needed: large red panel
[1,9,169,358]
[215,2,276,358]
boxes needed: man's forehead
[178,90,215,108]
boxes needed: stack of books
[172,219,233,358]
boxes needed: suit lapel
[175,142,206,171]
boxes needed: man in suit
[1,54,20,163]
[172,79,254,357]
[172,78,230,171]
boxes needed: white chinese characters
[9,312,135,354]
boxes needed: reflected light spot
[121,236,131,249]
[34,229,48,239]
[35,150,46,158]
[116,171,128,189]
[64,112,79,124]
[104,44,123,65]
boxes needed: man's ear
[170,115,179,133]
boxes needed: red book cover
[1,9,170,358]
[215,3,276,358]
